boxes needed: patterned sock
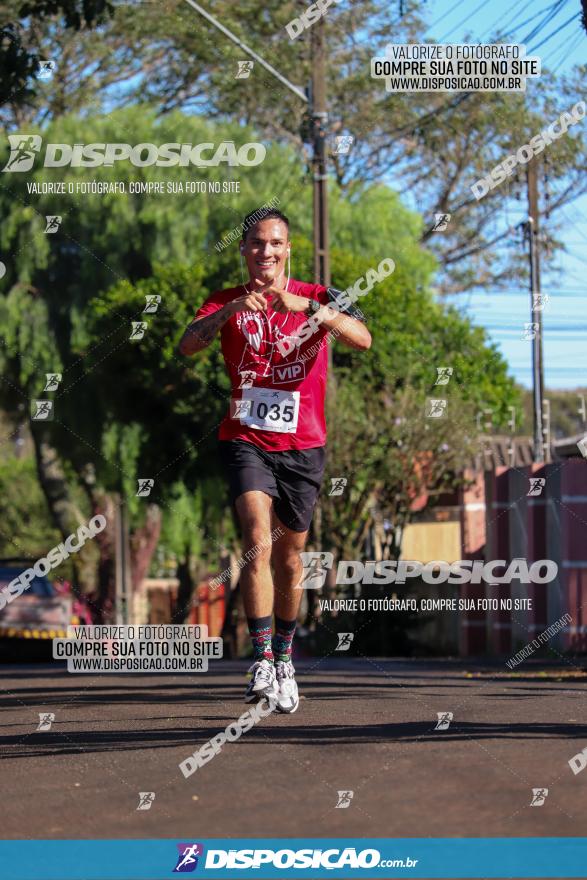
[272,616,297,662]
[247,615,274,663]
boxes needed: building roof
[552,433,587,460]
[475,435,534,470]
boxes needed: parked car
[0,560,92,657]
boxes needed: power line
[388,0,582,156]
[479,0,526,37]
[484,0,552,39]
[568,204,587,225]
[542,22,582,60]
[552,30,586,70]
[557,206,587,243]
[423,0,469,34]
[529,12,581,52]
[499,2,565,39]
[523,0,569,44]
[549,191,587,233]
[563,248,587,268]
[438,0,494,42]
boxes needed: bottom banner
[0,838,586,879]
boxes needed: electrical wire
[529,12,581,52]
[387,0,580,149]
[423,0,469,35]
[551,30,586,70]
[438,0,493,42]
[522,0,568,44]
[557,207,587,244]
[559,249,587,268]
[496,0,558,34]
[568,206,587,226]
[482,0,537,39]
[542,19,582,61]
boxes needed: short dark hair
[241,208,289,241]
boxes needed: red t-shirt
[195,279,330,451]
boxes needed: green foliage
[83,261,227,489]
[1,0,114,108]
[157,476,236,575]
[0,285,62,384]
[0,455,62,558]
[0,107,520,582]
[0,21,37,106]
[18,0,114,29]
[322,377,478,557]
[520,386,587,440]
[2,2,584,292]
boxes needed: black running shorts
[219,440,326,533]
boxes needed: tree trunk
[221,580,249,659]
[29,422,98,598]
[76,468,118,623]
[129,502,161,592]
[130,504,161,593]
[172,544,195,624]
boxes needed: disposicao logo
[2,135,266,171]
[173,843,204,873]
[202,847,383,870]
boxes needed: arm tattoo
[185,306,232,347]
[192,310,227,342]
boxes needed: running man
[179,208,371,713]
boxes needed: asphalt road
[1,658,587,843]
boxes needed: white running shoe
[244,658,278,703]
[275,660,299,714]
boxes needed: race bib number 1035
[231,388,300,434]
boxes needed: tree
[2,2,584,293]
[0,108,520,625]
[1,0,114,110]
[520,386,587,440]
[308,267,518,655]
[0,454,63,558]
[0,107,288,609]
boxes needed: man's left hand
[263,287,310,314]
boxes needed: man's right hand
[179,291,268,357]
[229,290,268,314]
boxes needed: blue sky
[423,0,587,390]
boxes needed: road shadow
[2,715,587,761]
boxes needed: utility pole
[114,494,131,624]
[181,0,333,574]
[542,398,551,464]
[310,18,331,288]
[182,0,330,288]
[526,156,545,463]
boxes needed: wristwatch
[305,298,321,317]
